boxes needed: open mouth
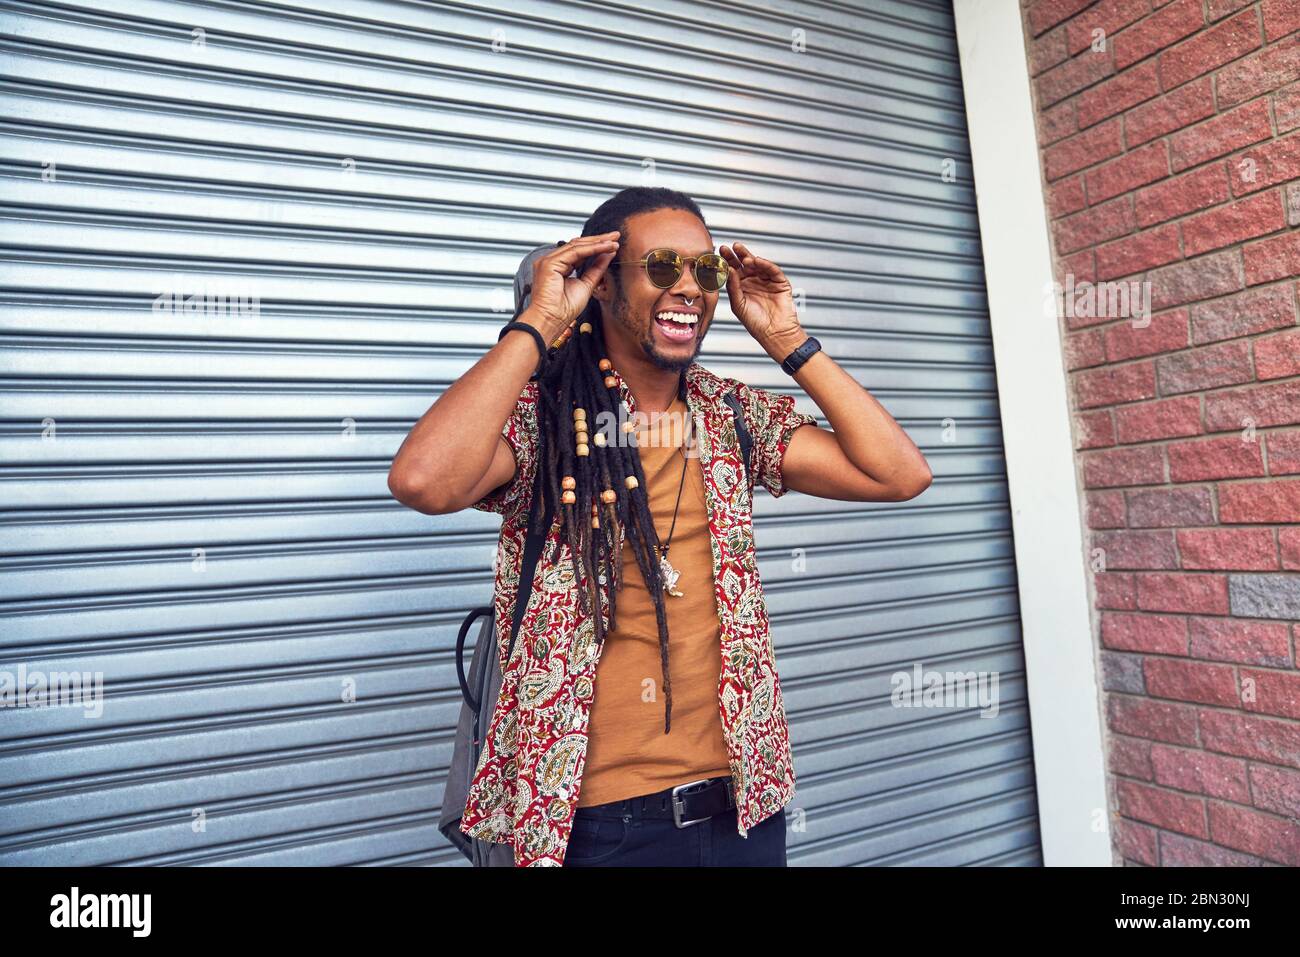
[653,310,698,344]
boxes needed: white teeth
[655,311,698,324]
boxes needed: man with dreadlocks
[389,187,932,866]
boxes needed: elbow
[890,463,933,502]
[388,462,455,515]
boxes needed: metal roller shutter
[0,0,1039,865]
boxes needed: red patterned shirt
[459,361,817,866]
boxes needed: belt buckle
[671,778,715,828]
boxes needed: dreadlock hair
[524,186,708,735]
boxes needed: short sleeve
[739,382,818,499]
[471,382,539,520]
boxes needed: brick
[1029,23,1070,76]
[1162,833,1277,865]
[1232,134,1300,197]
[1183,192,1288,258]
[1189,615,1292,665]
[1114,819,1160,865]
[1288,184,1300,226]
[1107,693,1199,743]
[1268,433,1300,476]
[1105,309,1189,363]
[1088,488,1128,526]
[1083,444,1166,487]
[1077,408,1118,447]
[1206,0,1253,21]
[1216,36,1300,107]
[1055,196,1136,254]
[1045,117,1124,180]
[1170,100,1273,172]
[1079,60,1162,128]
[1146,657,1240,706]
[1229,572,1300,619]
[1168,433,1266,481]
[1109,733,1156,777]
[1262,0,1300,41]
[1204,379,1300,430]
[1125,76,1215,146]
[1066,0,1152,55]
[1116,779,1208,837]
[1191,283,1299,344]
[1064,326,1107,369]
[1087,141,1170,204]
[1048,174,1088,218]
[1096,223,1181,279]
[1134,164,1230,228]
[1158,8,1262,90]
[1155,339,1253,395]
[1105,649,1150,695]
[1278,80,1300,134]
[1286,527,1300,565]
[1127,484,1215,525]
[1075,360,1158,408]
[1097,571,1139,608]
[1036,46,1116,108]
[1244,230,1300,285]
[1102,611,1188,652]
[1153,743,1250,803]
[1177,528,1279,570]
[1113,0,1204,71]
[1256,328,1300,379]
[1029,0,1094,36]
[1208,802,1300,865]
[1114,394,1201,443]
[1149,249,1244,311]
[1057,248,1097,289]
[1241,667,1300,720]
[1136,572,1230,613]
[1248,764,1300,818]
[1039,98,1079,145]
[1219,479,1300,522]
[1093,529,1180,568]
[1200,708,1300,768]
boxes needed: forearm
[780,343,930,493]
[388,322,542,512]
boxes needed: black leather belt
[581,775,736,828]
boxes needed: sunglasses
[611,247,729,292]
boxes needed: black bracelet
[498,320,548,371]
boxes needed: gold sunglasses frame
[610,247,730,291]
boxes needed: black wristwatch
[780,336,821,376]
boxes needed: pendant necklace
[652,409,692,599]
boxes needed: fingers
[722,242,780,279]
[546,231,620,267]
[576,247,618,288]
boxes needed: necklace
[651,407,691,598]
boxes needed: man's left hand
[720,242,808,363]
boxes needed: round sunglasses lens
[696,255,727,291]
[644,249,682,288]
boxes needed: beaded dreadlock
[523,186,708,735]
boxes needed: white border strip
[952,0,1112,866]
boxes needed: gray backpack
[437,241,754,866]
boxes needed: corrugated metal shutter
[0,0,1039,865]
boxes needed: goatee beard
[612,297,702,374]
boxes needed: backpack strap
[723,389,754,487]
[505,459,552,665]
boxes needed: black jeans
[562,779,788,867]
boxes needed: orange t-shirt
[577,394,732,807]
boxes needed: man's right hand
[520,231,621,341]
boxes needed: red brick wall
[1022,0,1299,866]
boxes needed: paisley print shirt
[459,361,818,866]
